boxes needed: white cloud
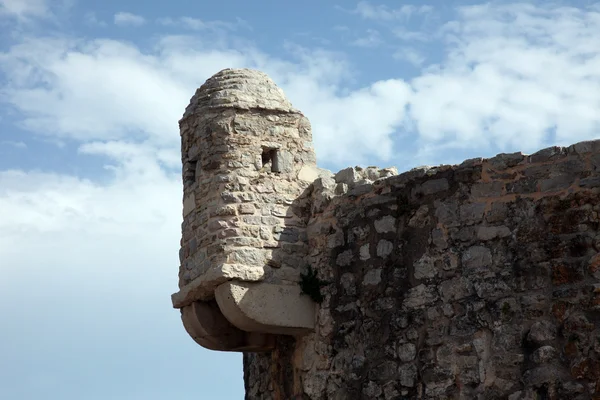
[299,79,411,164]
[0,0,49,20]
[351,29,383,47]
[393,47,425,66]
[0,33,412,167]
[1,140,27,148]
[0,0,72,24]
[114,11,145,27]
[0,146,245,398]
[4,163,172,240]
[157,16,249,32]
[408,2,600,157]
[0,145,179,238]
[353,1,432,21]
[0,37,191,146]
[392,27,430,42]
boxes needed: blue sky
[1,0,599,399]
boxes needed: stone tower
[172,69,321,351]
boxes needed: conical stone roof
[182,68,296,119]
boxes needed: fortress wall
[244,140,600,399]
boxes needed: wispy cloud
[392,27,430,42]
[113,11,145,27]
[408,2,600,157]
[336,2,600,163]
[393,47,425,66]
[0,33,409,167]
[83,12,106,27]
[0,37,190,145]
[1,140,27,149]
[0,0,50,21]
[351,29,383,47]
[352,1,432,21]
[157,16,250,32]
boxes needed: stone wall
[244,140,600,399]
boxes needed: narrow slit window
[261,148,280,173]
[184,160,198,186]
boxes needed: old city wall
[244,141,600,400]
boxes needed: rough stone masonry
[172,68,600,399]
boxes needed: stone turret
[172,69,321,351]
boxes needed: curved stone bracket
[215,281,316,336]
[181,300,275,352]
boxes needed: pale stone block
[215,281,315,335]
[359,244,370,260]
[374,215,396,233]
[183,192,196,217]
[377,239,393,257]
[298,165,320,182]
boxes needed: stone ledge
[215,281,315,336]
[172,263,265,308]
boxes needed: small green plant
[299,265,328,304]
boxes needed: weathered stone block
[415,178,449,196]
[374,215,396,233]
[334,167,360,184]
[440,277,473,301]
[377,239,394,258]
[462,245,492,271]
[471,181,504,198]
[363,268,382,286]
